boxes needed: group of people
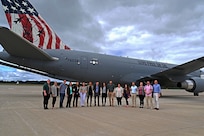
[42,79,161,110]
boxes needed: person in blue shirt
[59,80,67,108]
[153,80,161,110]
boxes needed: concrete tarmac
[0,84,204,136]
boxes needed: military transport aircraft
[0,0,204,95]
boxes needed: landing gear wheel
[194,92,199,96]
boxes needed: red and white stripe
[5,13,70,50]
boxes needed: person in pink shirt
[144,81,153,109]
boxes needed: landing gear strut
[194,92,199,96]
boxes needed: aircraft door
[80,56,88,69]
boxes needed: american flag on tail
[1,0,70,50]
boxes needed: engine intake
[177,77,204,93]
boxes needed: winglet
[0,27,56,61]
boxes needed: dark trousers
[60,93,65,108]
[73,94,79,107]
[66,95,72,108]
[124,96,129,105]
[102,93,107,106]
[139,95,145,106]
[116,97,122,106]
[94,94,100,106]
[52,97,56,108]
[43,95,50,109]
[87,94,93,106]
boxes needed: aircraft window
[90,59,99,65]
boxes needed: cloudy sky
[0,0,204,81]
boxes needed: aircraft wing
[0,27,55,61]
[140,57,204,82]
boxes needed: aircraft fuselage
[0,49,178,83]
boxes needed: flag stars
[20,8,26,13]
[3,5,8,11]
[22,1,28,7]
[2,0,38,15]
[11,6,17,11]
[28,7,35,14]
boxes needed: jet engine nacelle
[177,77,204,94]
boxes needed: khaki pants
[108,92,114,106]
[146,96,153,109]
[131,93,136,107]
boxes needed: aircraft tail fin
[1,0,70,50]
